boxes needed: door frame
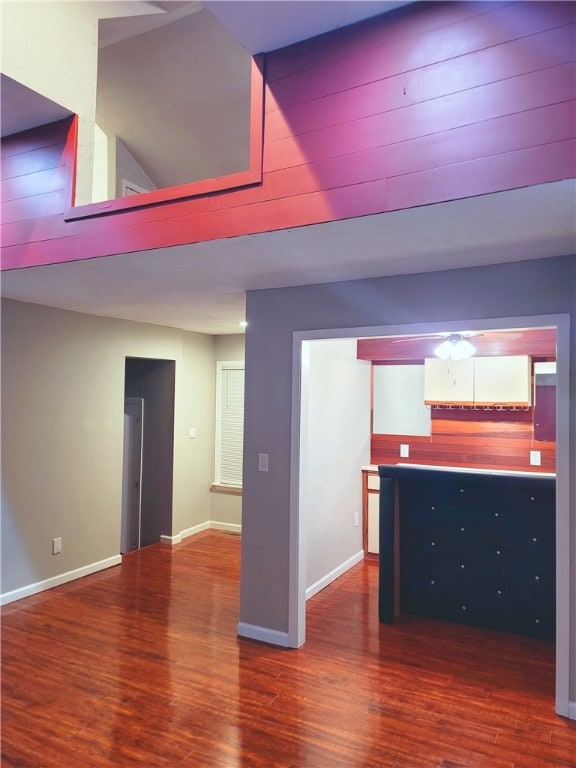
[121,397,144,553]
[289,313,571,719]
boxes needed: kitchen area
[357,328,557,640]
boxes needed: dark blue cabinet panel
[379,467,555,639]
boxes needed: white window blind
[215,362,245,486]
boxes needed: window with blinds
[215,362,245,487]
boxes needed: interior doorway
[292,314,570,718]
[122,357,175,551]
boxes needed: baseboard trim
[0,555,122,606]
[161,521,241,545]
[237,621,290,648]
[568,700,576,720]
[181,521,211,540]
[210,521,241,534]
[306,549,364,601]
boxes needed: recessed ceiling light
[239,320,248,328]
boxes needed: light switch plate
[258,453,269,472]
[530,450,541,466]
[400,444,410,458]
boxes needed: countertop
[375,463,556,487]
[363,464,555,479]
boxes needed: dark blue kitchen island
[378,464,556,639]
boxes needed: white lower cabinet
[367,492,379,554]
[363,471,380,555]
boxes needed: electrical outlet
[353,511,359,527]
[52,537,62,555]
[530,450,541,466]
[188,427,196,439]
[400,444,410,458]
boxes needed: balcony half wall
[2,1,575,270]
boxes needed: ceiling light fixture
[434,334,476,361]
[239,320,248,328]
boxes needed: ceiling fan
[390,330,522,342]
[390,330,523,360]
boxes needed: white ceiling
[3,181,575,335]
[204,1,413,54]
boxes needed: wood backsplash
[372,409,555,472]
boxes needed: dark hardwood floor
[2,531,574,767]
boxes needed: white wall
[373,364,431,436]
[210,334,245,527]
[115,138,158,197]
[1,1,158,205]
[302,339,370,594]
[1,299,215,599]
[91,124,115,203]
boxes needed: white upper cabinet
[424,355,532,406]
[473,355,532,406]
[424,358,475,404]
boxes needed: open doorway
[122,357,175,551]
[292,314,570,718]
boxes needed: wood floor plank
[2,530,574,767]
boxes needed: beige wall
[210,334,245,527]
[1,299,215,597]
[214,333,245,362]
[173,331,217,535]
[210,489,243,527]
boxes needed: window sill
[210,484,242,496]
